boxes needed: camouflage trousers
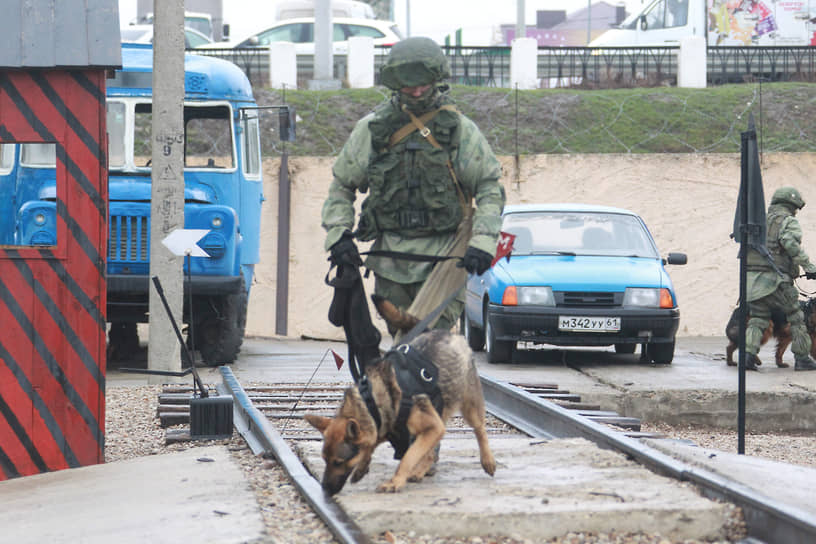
[374,275,464,338]
[746,281,810,357]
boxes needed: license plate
[558,316,620,332]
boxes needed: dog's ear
[346,418,361,442]
[304,414,332,433]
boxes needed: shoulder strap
[388,104,458,148]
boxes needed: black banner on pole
[732,113,767,454]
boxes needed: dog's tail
[371,294,419,332]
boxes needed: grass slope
[255,82,815,157]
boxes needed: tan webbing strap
[396,104,468,208]
[388,104,458,148]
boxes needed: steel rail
[481,374,816,544]
[218,367,371,544]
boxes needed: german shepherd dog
[725,299,816,367]
[304,329,497,495]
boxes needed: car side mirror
[249,35,260,46]
[222,23,230,40]
[664,252,687,265]
[640,16,648,31]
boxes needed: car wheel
[485,309,513,364]
[463,311,485,352]
[614,343,636,355]
[648,339,675,364]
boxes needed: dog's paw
[376,479,404,493]
[481,453,497,476]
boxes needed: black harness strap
[383,343,443,459]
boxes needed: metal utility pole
[148,0,186,380]
[314,0,333,81]
[516,0,525,41]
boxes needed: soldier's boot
[794,355,816,371]
[745,353,760,371]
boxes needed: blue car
[463,204,687,364]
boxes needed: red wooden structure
[0,69,108,479]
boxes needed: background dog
[725,299,816,367]
[304,329,496,495]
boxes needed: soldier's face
[400,84,432,98]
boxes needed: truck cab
[4,43,264,365]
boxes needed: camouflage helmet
[771,186,806,209]
[380,37,450,90]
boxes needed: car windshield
[503,211,659,258]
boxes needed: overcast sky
[118,0,646,44]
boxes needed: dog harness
[358,343,444,460]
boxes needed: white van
[276,0,375,20]
[590,0,816,46]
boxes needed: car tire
[648,339,675,364]
[463,311,485,352]
[485,309,513,364]
[614,343,636,354]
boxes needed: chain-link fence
[194,45,816,89]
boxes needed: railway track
[157,367,816,544]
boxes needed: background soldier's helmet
[380,37,451,90]
[771,186,806,209]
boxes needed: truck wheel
[192,287,248,366]
[107,322,140,364]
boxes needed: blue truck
[0,43,265,365]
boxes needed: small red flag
[491,231,516,267]
[331,349,345,370]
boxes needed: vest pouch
[416,146,463,233]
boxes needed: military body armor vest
[746,205,795,277]
[766,207,796,277]
[355,99,463,241]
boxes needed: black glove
[458,246,493,275]
[329,231,362,267]
[806,271,816,280]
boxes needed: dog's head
[304,388,377,495]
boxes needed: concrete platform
[298,436,734,541]
[2,335,813,542]
[0,445,265,544]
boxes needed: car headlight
[34,212,47,226]
[211,215,223,229]
[624,287,674,308]
[502,286,555,306]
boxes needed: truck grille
[557,291,619,307]
[109,214,149,263]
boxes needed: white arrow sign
[162,229,211,257]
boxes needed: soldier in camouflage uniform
[745,187,816,371]
[322,37,505,337]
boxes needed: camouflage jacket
[322,99,505,284]
[747,203,816,301]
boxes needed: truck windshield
[20,143,56,166]
[108,101,235,171]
